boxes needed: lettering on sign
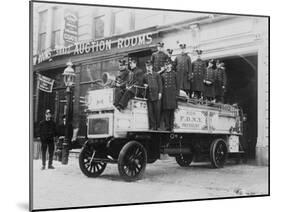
[37,74,55,93]
[64,12,78,45]
[36,32,154,64]
[175,108,207,130]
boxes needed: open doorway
[218,54,258,159]
[128,49,153,71]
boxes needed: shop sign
[36,32,153,65]
[38,74,55,93]
[63,12,78,45]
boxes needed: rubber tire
[79,144,107,177]
[118,141,147,182]
[210,138,228,168]
[175,154,193,167]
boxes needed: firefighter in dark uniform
[39,109,57,170]
[151,42,169,74]
[143,60,163,130]
[161,59,179,131]
[166,49,174,64]
[214,60,227,103]
[116,58,144,110]
[113,59,130,107]
[173,43,192,97]
[191,50,206,99]
[203,59,216,101]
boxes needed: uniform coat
[161,70,179,110]
[116,68,130,89]
[114,68,130,106]
[144,71,163,129]
[39,119,57,166]
[192,59,206,92]
[203,67,215,98]
[214,67,227,97]
[118,67,144,108]
[39,119,57,143]
[143,72,163,101]
[174,53,192,91]
[151,51,169,72]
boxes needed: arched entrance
[218,54,258,158]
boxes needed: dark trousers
[41,141,55,166]
[147,100,161,130]
[118,90,135,109]
[114,87,125,106]
[163,109,175,131]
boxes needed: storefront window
[102,59,119,77]
[80,63,102,83]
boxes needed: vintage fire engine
[79,86,245,181]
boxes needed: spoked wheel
[118,141,147,182]
[79,144,107,177]
[210,138,228,168]
[175,154,193,167]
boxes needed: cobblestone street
[32,156,268,210]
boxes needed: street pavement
[32,156,268,210]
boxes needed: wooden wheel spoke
[118,141,147,181]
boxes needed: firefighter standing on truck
[151,42,169,75]
[191,50,206,99]
[214,60,227,103]
[143,60,163,130]
[203,59,216,101]
[161,59,179,131]
[113,59,130,107]
[173,43,192,97]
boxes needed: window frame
[38,9,48,52]
[93,15,105,40]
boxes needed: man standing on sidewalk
[39,109,57,170]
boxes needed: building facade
[32,3,269,164]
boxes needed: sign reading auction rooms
[36,32,153,64]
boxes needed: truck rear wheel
[118,141,147,182]
[175,154,193,167]
[79,144,107,177]
[210,138,228,168]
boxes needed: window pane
[94,16,105,39]
[39,10,47,33]
[102,59,119,77]
[80,63,102,83]
[114,10,130,34]
[51,30,60,48]
[38,33,46,51]
[52,7,60,30]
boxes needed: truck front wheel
[118,141,147,182]
[79,144,107,177]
